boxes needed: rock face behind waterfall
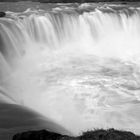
[13,129,140,140]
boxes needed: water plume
[1,4,140,135]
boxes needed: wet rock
[80,129,140,140]
[12,129,63,140]
[121,2,127,5]
[0,12,6,17]
[12,129,140,140]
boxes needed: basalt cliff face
[13,129,140,140]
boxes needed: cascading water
[1,3,140,135]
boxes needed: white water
[1,3,140,135]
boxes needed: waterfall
[1,4,140,135]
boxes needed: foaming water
[1,3,140,135]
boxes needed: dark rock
[121,2,127,4]
[13,129,64,140]
[80,129,140,140]
[0,12,6,17]
[12,128,140,140]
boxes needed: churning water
[1,2,140,135]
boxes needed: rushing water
[1,2,140,136]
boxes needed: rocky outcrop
[80,129,140,140]
[13,129,140,140]
[12,130,64,140]
[0,12,6,17]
